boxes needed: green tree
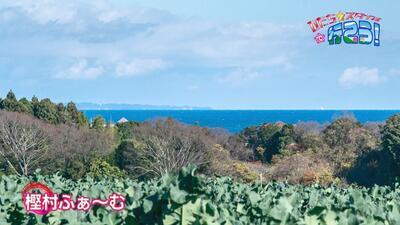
[262,124,295,162]
[240,122,294,162]
[18,97,33,114]
[116,121,140,140]
[56,103,67,124]
[115,140,141,174]
[276,124,295,153]
[88,158,124,180]
[0,90,19,111]
[34,98,59,124]
[92,115,105,130]
[77,112,89,127]
[66,102,88,127]
[66,102,79,122]
[31,96,39,114]
[240,124,280,161]
[382,114,400,166]
[0,91,34,114]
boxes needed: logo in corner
[307,11,381,46]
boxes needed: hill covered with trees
[0,90,399,188]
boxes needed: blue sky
[0,0,399,109]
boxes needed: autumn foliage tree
[322,117,378,172]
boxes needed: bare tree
[134,133,207,177]
[0,111,49,176]
[116,118,253,178]
[43,123,115,179]
[118,119,212,178]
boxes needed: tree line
[0,90,87,126]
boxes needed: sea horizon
[82,109,400,133]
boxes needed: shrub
[268,153,338,185]
[88,158,124,180]
[232,162,259,183]
[204,144,233,177]
[224,135,253,161]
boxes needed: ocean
[82,110,400,133]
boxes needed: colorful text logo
[307,12,381,46]
[22,182,126,215]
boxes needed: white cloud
[0,0,304,81]
[339,67,381,88]
[2,0,77,24]
[55,59,104,80]
[115,59,166,77]
[138,21,301,70]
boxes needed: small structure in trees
[117,117,128,124]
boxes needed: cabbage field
[0,167,399,225]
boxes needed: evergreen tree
[66,102,79,123]
[0,92,90,127]
[56,103,67,124]
[382,114,400,166]
[35,98,59,124]
[92,115,105,130]
[31,96,39,116]
[66,102,88,127]
[0,90,19,111]
[77,112,89,127]
[18,97,33,114]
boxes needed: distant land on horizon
[77,103,212,110]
